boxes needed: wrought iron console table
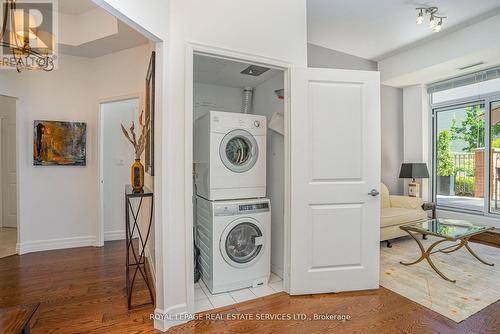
[125,185,154,309]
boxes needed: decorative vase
[131,158,144,193]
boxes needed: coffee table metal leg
[400,231,456,283]
[425,238,456,283]
[399,231,425,266]
[463,238,495,266]
[438,240,465,254]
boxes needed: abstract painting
[33,120,87,166]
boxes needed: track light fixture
[416,9,424,24]
[415,7,446,32]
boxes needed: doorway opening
[99,97,140,242]
[0,95,17,258]
[189,52,289,312]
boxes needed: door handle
[368,189,380,196]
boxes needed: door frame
[184,42,292,313]
[0,94,19,251]
[96,93,143,247]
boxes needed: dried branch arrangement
[121,110,150,160]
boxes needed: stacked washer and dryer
[194,110,271,294]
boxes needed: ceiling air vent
[241,65,270,76]
[458,62,484,71]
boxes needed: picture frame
[145,51,155,176]
[33,120,87,166]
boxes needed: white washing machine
[194,110,266,200]
[196,196,271,294]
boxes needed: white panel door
[0,96,17,228]
[289,67,380,294]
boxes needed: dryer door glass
[226,137,251,165]
[220,129,258,173]
[225,222,262,264]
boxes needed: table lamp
[399,163,429,197]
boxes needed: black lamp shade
[399,163,429,179]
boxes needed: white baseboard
[104,230,125,241]
[153,304,188,332]
[17,235,96,255]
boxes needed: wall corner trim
[17,235,97,255]
[153,304,188,332]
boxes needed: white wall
[101,99,139,240]
[0,44,153,254]
[253,72,285,278]
[193,83,242,120]
[402,85,430,200]
[164,0,307,330]
[381,86,404,195]
[307,43,377,71]
[0,55,96,252]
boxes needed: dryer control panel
[214,201,270,216]
[210,111,267,136]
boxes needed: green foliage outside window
[455,176,475,197]
[492,138,500,149]
[454,159,475,177]
[437,130,454,176]
[450,105,500,152]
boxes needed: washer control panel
[214,201,270,216]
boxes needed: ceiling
[57,0,150,58]
[59,21,150,58]
[307,0,500,61]
[194,55,281,88]
[58,0,98,15]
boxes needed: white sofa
[380,183,427,247]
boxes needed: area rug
[380,235,500,322]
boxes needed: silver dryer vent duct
[242,87,253,114]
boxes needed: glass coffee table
[399,219,495,283]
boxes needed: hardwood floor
[0,239,498,333]
[0,241,157,334]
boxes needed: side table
[421,201,436,240]
[125,185,154,310]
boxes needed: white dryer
[194,110,266,200]
[196,196,271,294]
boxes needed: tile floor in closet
[195,273,284,312]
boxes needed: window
[430,67,500,216]
[434,103,485,212]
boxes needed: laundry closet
[192,53,285,308]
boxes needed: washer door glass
[219,129,258,173]
[225,222,262,264]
